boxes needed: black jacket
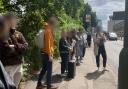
[87,34,92,41]
[59,37,70,53]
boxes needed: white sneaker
[103,67,107,71]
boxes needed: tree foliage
[81,3,97,30]
[91,12,97,27]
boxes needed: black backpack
[0,61,16,89]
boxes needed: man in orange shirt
[36,17,57,89]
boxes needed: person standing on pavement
[59,31,70,76]
[79,32,85,62]
[93,26,107,70]
[4,14,28,89]
[87,33,92,47]
[82,31,87,58]
[36,17,57,89]
[75,32,84,65]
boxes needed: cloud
[87,0,125,31]
[87,0,125,7]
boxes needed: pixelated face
[10,17,17,28]
[4,20,10,32]
[48,17,57,30]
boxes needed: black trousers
[87,41,91,47]
[60,53,69,74]
[96,45,107,68]
[82,47,86,57]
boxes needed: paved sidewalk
[58,48,117,89]
[24,48,117,89]
[23,61,61,89]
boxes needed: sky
[86,0,125,31]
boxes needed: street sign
[86,14,91,22]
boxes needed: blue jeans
[37,53,52,86]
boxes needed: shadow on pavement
[85,70,106,80]
[26,71,74,87]
[30,74,39,81]
[30,74,63,83]
[52,74,63,83]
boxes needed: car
[108,32,118,41]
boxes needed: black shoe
[47,85,58,89]
[36,84,45,89]
[76,62,80,66]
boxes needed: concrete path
[24,47,117,89]
[58,48,117,89]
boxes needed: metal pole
[124,0,128,47]
[118,0,128,89]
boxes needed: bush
[18,11,44,75]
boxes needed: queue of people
[0,14,107,89]
[59,30,87,75]
[58,26,107,77]
[36,21,108,89]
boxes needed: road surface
[105,40,123,75]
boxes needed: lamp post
[118,0,128,89]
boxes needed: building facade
[108,11,125,37]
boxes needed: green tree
[91,12,97,27]
[64,0,84,18]
[81,3,97,30]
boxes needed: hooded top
[41,22,54,57]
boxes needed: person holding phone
[59,31,71,76]
[93,26,107,71]
[3,14,28,89]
